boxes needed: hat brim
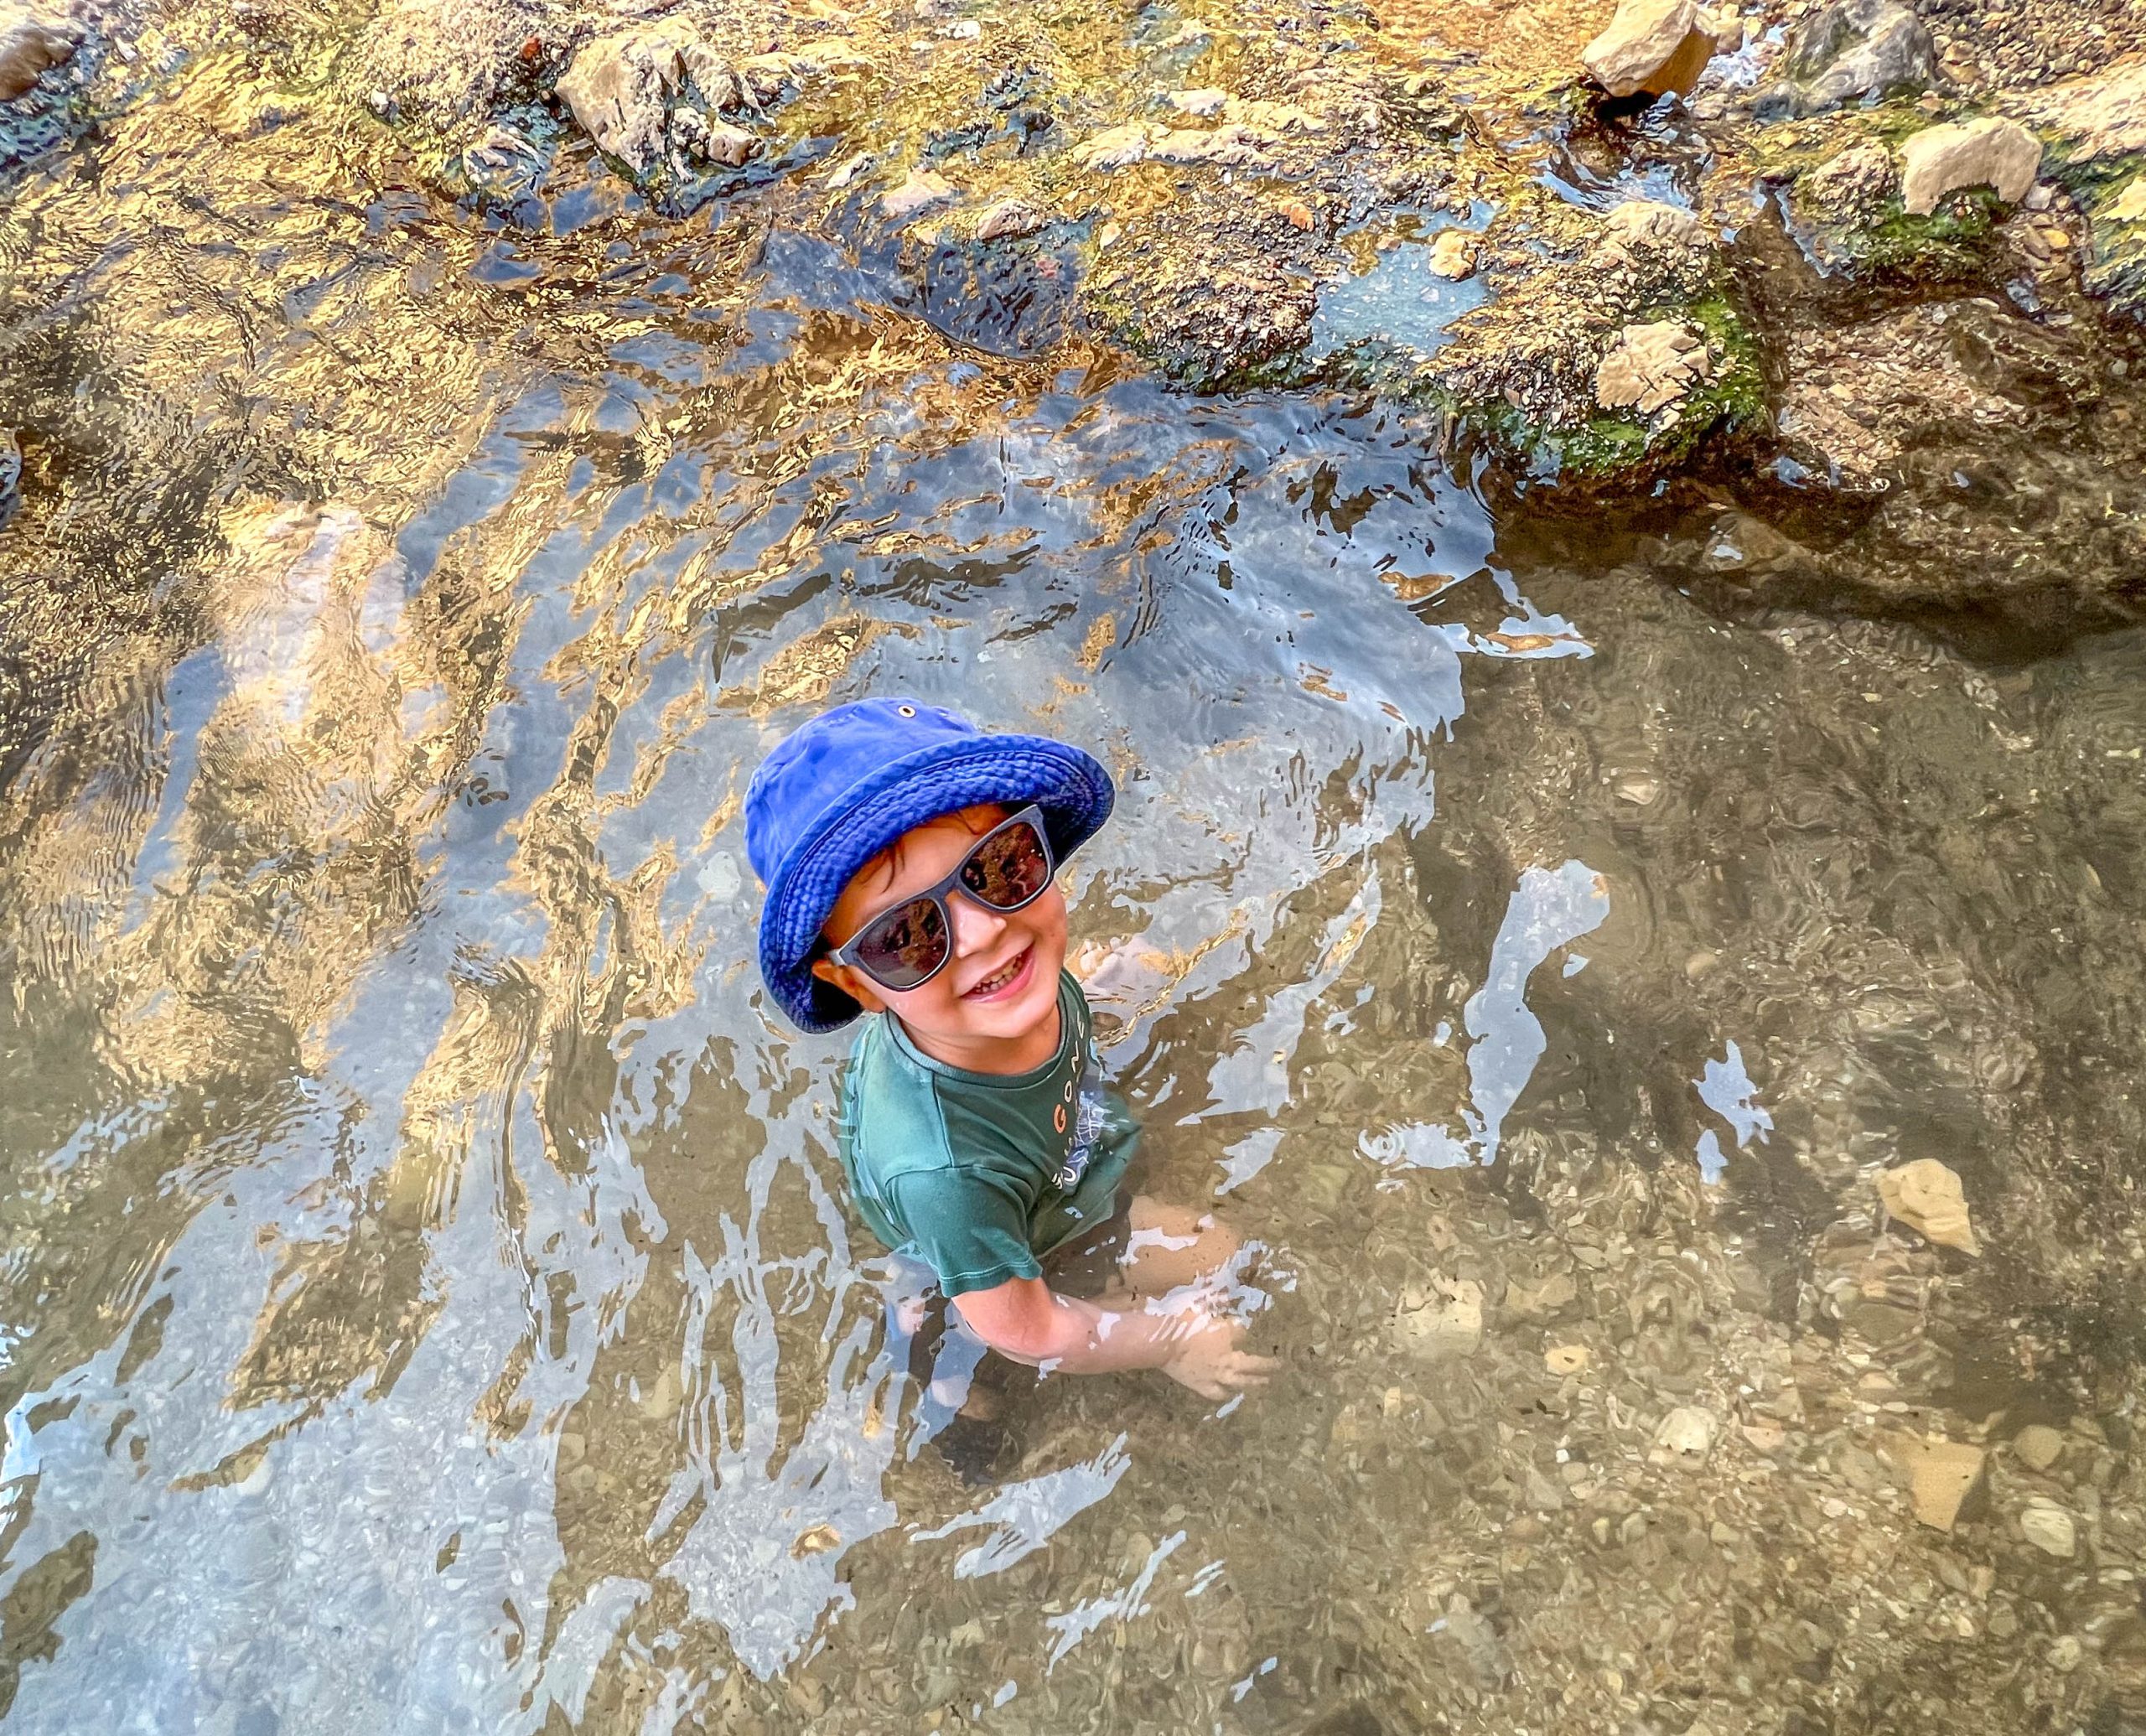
[756,734,1115,1033]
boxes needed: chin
[947,935,1064,1039]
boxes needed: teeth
[970,951,1024,994]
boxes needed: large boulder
[1800,141,1898,225]
[1755,0,1932,120]
[556,24,730,174]
[1595,321,1711,413]
[1589,199,1713,296]
[2010,55,2146,164]
[1899,117,2041,215]
[0,13,79,103]
[1582,0,1720,101]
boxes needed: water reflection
[3,44,2146,1736]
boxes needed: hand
[1158,1308,1279,1401]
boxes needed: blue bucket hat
[745,697,1115,1033]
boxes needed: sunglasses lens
[962,819,1050,909]
[853,896,947,989]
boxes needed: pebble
[1544,1344,1589,1376]
[2013,1423,2064,1471]
[1884,1434,1985,1532]
[2019,1497,2077,1557]
[1651,1406,1718,1468]
[1876,1158,1980,1255]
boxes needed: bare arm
[951,1276,1274,1398]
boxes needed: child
[744,697,1274,1401]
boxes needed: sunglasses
[826,805,1057,993]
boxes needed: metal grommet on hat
[896,704,915,717]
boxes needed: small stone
[1427,229,1478,279]
[1595,321,1711,415]
[882,168,959,221]
[1393,1277,1485,1360]
[1582,0,1720,99]
[1505,1271,1578,1319]
[1883,1434,1986,1531]
[1165,86,1229,117]
[1281,199,1317,231]
[1876,1158,1980,1254]
[1900,117,2043,217]
[1651,1406,1718,1468]
[639,1368,681,1422]
[687,117,759,168]
[2013,1424,2065,1471]
[1545,1344,1589,1376]
[2019,1497,2077,1557]
[975,197,1044,241]
[1073,122,1155,170]
[826,150,873,189]
[2050,1635,2084,1673]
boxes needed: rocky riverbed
[3,2,2146,1733]
[5,0,2146,630]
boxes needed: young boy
[744,697,1274,1401]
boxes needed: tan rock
[0,13,79,103]
[1544,1344,1589,1376]
[557,27,696,172]
[1900,117,2042,216]
[2013,1423,2065,1471]
[1165,86,1229,117]
[1595,320,1711,414]
[975,197,1044,241]
[1599,198,1706,260]
[1876,1158,1980,1254]
[2020,1496,2077,1557]
[1651,1405,1718,1467]
[1802,141,1897,222]
[1073,123,1155,169]
[1883,1433,1986,1531]
[674,110,756,167]
[881,168,958,222]
[1428,229,1480,279]
[1148,124,1276,168]
[1506,1271,1579,1319]
[1393,1276,1485,1360]
[1583,0,1720,99]
[2013,55,2146,163]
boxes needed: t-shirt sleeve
[886,1168,1042,1297]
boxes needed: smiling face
[810,804,1068,1073]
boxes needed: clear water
[3,44,2146,1736]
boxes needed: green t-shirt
[835,971,1140,1296]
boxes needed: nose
[947,890,1008,957]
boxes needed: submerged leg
[1111,1195,1245,1303]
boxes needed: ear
[811,954,888,1014]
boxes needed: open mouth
[963,945,1032,1000]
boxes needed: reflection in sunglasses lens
[963,822,1049,908]
[858,895,946,987]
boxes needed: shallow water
[4,44,2146,1736]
